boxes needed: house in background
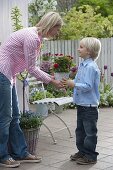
[0,0,29,111]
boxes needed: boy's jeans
[76,105,99,161]
[0,73,28,161]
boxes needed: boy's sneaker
[76,156,97,165]
[17,154,42,163]
[70,152,83,161]
[0,158,20,168]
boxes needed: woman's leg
[8,85,29,159]
[0,73,12,160]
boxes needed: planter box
[23,128,40,155]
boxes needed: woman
[0,12,64,168]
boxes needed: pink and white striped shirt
[0,27,51,84]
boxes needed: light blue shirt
[73,58,100,106]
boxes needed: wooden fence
[42,38,113,85]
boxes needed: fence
[42,38,113,85]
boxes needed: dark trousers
[76,105,99,161]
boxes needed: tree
[28,0,57,26]
[11,6,23,31]
[57,0,76,12]
[60,5,113,40]
[75,0,113,17]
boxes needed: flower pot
[23,128,40,155]
[54,72,69,80]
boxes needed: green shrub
[99,83,113,107]
[29,90,54,103]
[20,111,43,129]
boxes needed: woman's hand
[50,75,55,79]
[61,78,68,87]
[50,79,64,88]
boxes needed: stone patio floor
[1,107,113,170]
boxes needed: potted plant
[20,110,43,154]
[52,54,74,80]
[20,73,43,154]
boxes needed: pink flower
[70,66,78,72]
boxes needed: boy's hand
[61,78,75,88]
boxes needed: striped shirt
[0,27,51,84]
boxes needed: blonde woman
[62,37,101,165]
[0,12,64,168]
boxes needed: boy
[62,37,101,165]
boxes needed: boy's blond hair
[80,37,101,60]
[36,12,63,36]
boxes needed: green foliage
[28,0,57,26]
[99,83,113,107]
[60,5,113,39]
[57,0,76,13]
[108,15,113,26]
[29,90,54,103]
[20,111,43,129]
[11,6,23,31]
[75,0,113,17]
[45,83,73,98]
[17,71,28,81]
[67,102,76,109]
[41,52,53,61]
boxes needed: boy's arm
[61,78,75,88]
[67,80,75,88]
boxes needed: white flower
[52,1,57,6]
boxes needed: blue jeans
[0,73,29,161]
[76,105,99,161]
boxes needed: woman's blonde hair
[36,12,63,36]
[80,37,101,60]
